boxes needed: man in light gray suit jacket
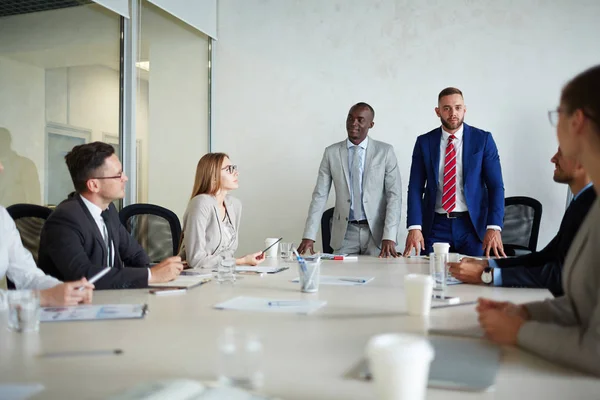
[297,103,402,257]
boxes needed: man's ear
[370,121,375,129]
[86,179,99,194]
[435,107,441,118]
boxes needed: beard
[441,116,463,131]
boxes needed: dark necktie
[100,210,114,268]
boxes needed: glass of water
[7,290,40,333]
[279,242,293,262]
[429,252,448,295]
[217,257,236,283]
[217,327,264,391]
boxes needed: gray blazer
[302,138,402,251]
[179,194,242,269]
[518,196,600,376]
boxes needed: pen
[268,301,305,307]
[40,349,123,358]
[261,238,283,255]
[332,256,358,261]
[339,278,367,283]
[79,266,111,290]
[431,300,477,309]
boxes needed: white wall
[214,0,600,255]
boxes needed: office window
[0,3,121,207]
[136,0,210,218]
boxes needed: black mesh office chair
[6,203,53,289]
[119,203,182,263]
[501,196,543,256]
[320,207,335,254]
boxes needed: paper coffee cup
[404,274,434,316]
[432,242,450,254]
[264,238,279,258]
[367,333,434,400]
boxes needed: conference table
[1,257,599,399]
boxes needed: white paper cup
[432,242,450,254]
[367,333,434,400]
[264,238,280,258]
[404,274,434,316]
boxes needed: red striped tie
[442,135,457,214]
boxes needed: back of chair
[119,204,181,263]
[6,204,53,289]
[320,207,335,254]
[501,196,543,256]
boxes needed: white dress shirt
[409,125,500,231]
[79,195,151,281]
[347,136,368,221]
[0,206,61,290]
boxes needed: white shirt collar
[346,136,369,150]
[441,124,464,141]
[79,194,104,220]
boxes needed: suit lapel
[362,138,376,189]
[462,124,475,182]
[429,129,442,185]
[339,142,351,192]
[106,205,122,268]
[76,195,108,254]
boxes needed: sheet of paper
[214,296,326,315]
[150,274,212,288]
[41,304,147,322]
[0,384,44,400]
[234,266,288,273]
[291,275,374,286]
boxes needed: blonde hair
[190,152,229,198]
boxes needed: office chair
[502,196,543,256]
[320,207,335,254]
[6,203,53,289]
[119,203,182,263]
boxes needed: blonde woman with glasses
[179,153,265,269]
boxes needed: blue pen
[268,301,305,307]
[339,278,367,283]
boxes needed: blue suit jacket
[407,123,505,241]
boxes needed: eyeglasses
[548,108,562,127]
[90,171,125,180]
[221,165,238,174]
[549,107,600,127]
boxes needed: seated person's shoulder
[227,195,242,209]
[189,194,217,209]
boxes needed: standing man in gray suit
[297,102,402,257]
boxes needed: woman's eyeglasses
[221,165,238,174]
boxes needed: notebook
[149,274,212,289]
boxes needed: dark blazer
[496,185,596,297]
[407,123,505,242]
[38,194,150,289]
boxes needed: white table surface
[1,257,598,399]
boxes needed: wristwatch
[481,267,493,284]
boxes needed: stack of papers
[291,276,374,286]
[214,296,327,315]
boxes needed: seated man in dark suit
[449,147,594,296]
[39,142,183,289]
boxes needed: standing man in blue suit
[403,88,505,257]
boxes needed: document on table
[149,274,212,288]
[41,304,148,322]
[291,275,374,286]
[0,384,44,400]
[235,266,289,274]
[214,296,327,315]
